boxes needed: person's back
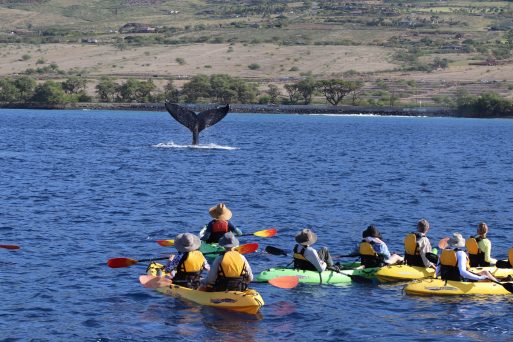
[200,203,242,244]
[466,222,496,267]
[404,219,436,268]
[292,228,335,272]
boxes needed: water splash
[152,142,239,150]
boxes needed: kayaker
[357,225,404,267]
[164,233,210,289]
[293,228,338,272]
[205,232,253,291]
[404,219,438,269]
[466,222,497,267]
[199,203,242,244]
[436,232,498,282]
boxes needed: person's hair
[363,224,382,239]
[477,222,488,236]
[417,219,430,233]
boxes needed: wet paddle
[107,242,259,268]
[0,244,21,250]
[140,274,299,289]
[156,229,277,247]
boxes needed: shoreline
[0,102,458,117]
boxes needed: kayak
[146,262,264,315]
[375,265,435,283]
[199,242,224,262]
[404,278,513,296]
[255,265,379,284]
[376,264,513,283]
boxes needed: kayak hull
[256,267,352,284]
[376,265,513,283]
[147,263,263,314]
[405,278,513,296]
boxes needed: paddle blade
[254,228,277,238]
[139,275,173,289]
[500,282,513,294]
[236,243,259,254]
[107,257,138,268]
[156,239,175,247]
[0,244,21,250]
[438,237,449,249]
[269,276,299,289]
[264,245,288,256]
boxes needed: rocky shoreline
[1,102,458,117]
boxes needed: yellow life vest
[359,241,378,256]
[509,248,513,267]
[219,250,246,278]
[440,249,470,268]
[404,233,418,256]
[177,250,206,273]
[465,238,479,255]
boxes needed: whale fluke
[165,102,230,145]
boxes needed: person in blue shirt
[355,225,404,266]
[199,203,242,244]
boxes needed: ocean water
[1,109,513,341]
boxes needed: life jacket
[214,251,248,291]
[206,220,229,243]
[439,249,470,281]
[293,244,318,271]
[404,232,425,267]
[172,251,206,289]
[509,248,513,268]
[359,241,385,268]
[466,236,490,267]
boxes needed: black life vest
[439,249,469,281]
[206,220,229,243]
[466,236,490,267]
[359,240,385,268]
[173,251,206,289]
[404,232,425,267]
[214,251,248,291]
[293,244,318,271]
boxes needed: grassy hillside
[1,0,512,105]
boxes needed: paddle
[139,274,299,289]
[156,229,277,247]
[107,242,259,268]
[0,244,21,250]
[263,246,368,282]
[265,246,356,258]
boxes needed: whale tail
[165,102,230,145]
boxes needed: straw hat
[209,203,232,221]
[174,233,201,252]
[447,232,465,249]
[218,232,239,248]
[295,228,317,246]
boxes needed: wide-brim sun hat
[218,232,239,248]
[174,233,201,252]
[209,203,233,221]
[447,232,465,249]
[295,228,317,246]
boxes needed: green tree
[0,78,19,103]
[348,80,364,105]
[135,79,157,102]
[296,77,316,105]
[96,77,118,102]
[13,76,36,101]
[284,84,302,104]
[267,84,280,104]
[181,74,211,102]
[163,80,180,102]
[118,79,141,102]
[62,77,87,94]
[316,79,353,106]
[31,81,66,104]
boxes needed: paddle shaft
[136,249,231,264]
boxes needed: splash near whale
[165,102,230,145]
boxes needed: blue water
[1,109,513,341]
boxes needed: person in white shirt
[292,228,337,272]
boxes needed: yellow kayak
[404,278,513,296]
[146,262,264,315]
[376,264,513,283]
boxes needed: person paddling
[293,228,338,272]
[404,219,438,269]
[199,203,242,244]
[164,233,210,289]
[436,232,498,282]
[205,232,253,291]
[466,222,497,267]
[357,225,403,267]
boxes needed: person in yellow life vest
[293,228,338,272]
[404,219,438,269]
[466,222,497,267]
[205,232,253,291]
[164,233,210,289]
[199,203,242,244]
[436,232,498,282]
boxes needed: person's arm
[457,251,486,281]
[202,258,210,272]
[228,221,242,236]
[377,242,391,260]
[164,253,182,273]
[418,237,435,268]
[242,255,254,282]
[479,239,496,264]
[303,247,326,272]
[199,224,210,241]
[206,257,222,286]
